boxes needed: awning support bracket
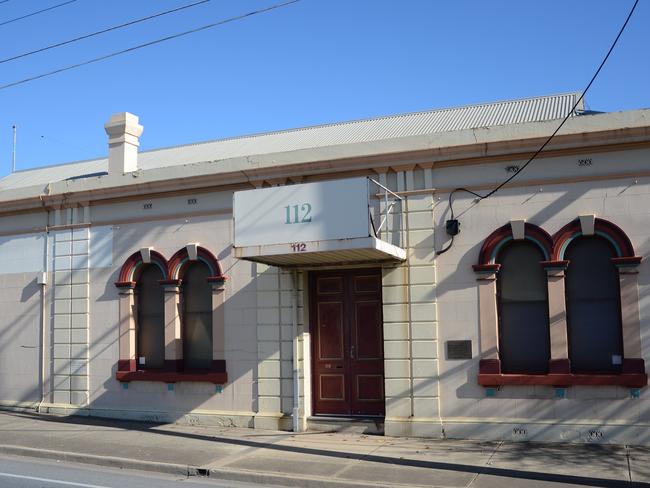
[368,178,403,238]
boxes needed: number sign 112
[284,203,312,224]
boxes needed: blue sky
[0,0,647,174]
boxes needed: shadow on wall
[0,212,288,428]
[633,233,650,425]
[81,256,265,427]
[20,278,40,302]
[0,274,44,405]
[4,178,650,437]
[433,181,649,409]
[68,213,262,424]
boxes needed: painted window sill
[116,370,228,384]
[478,373,647,388]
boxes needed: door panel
[354,275,381,293]
[356,374,384,401]
[320,374,345,400]
[317,302,344,360]
[354,300,382,360]
[318,277,343,294]
[311,269,385,416]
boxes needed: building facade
[0,93,648,444]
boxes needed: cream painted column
[210,279,227,365]
[295,271,308,429]
[422,163,434,190]
[51,229,74,406]
[395,164,415,191]
[382,264,413,431]
[117,286,136,371]
[51,227,91,407]
[382,188,412,433]
[473,266,500,373]
[383,193,439,438]
[405,194,439,435]
[620,273,642,358]
[162,282,182,371]
[254,263,288,430]
[279,269,296,418]
[615,259,645,373]
[375,168,388,189]
[543,262,570,374]
[69,227,90,407]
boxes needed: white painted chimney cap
[104,112,143,174]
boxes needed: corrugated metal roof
[0,92,583,190]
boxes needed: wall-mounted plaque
[447,340,472,360]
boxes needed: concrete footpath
[0,411,648,488]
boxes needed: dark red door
[310,269,385,416]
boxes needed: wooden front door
[310,269,385,416]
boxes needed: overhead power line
[0,0,78,28]
[436,0,640,255]
[0,0,300,92]
[0,0,211,65]
[0,0,12,5]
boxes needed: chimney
[104,112,143,174]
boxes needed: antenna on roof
[11,124,16,173]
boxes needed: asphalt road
[0,455,274,488]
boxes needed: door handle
[350,345,355,359]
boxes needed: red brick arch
[552,218,636,261]
[168,246,225,281]
[115,250,168,287]
[476,222,553,266]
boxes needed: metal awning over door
[232,177,405,268]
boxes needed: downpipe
[291,270,301,432]
[37,213,50,413]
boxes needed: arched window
[565,236,622,373]
[116,246,228,384]
[496,241,550,374]
[182,262,213,370]
[135,265,165,369]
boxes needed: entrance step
[307,416,384,435]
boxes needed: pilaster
[51,227,90,406]
[472,265,500,373]
[161,281,182,371]
[542,261,571,373]
[383,193,440,437]
[116,285,136,372]
[210,279,227,365]
[254,264,290,430]
[614,258,645,373]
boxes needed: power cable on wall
[0,0,211,65]
[0,0,78,28]
[436,0,639,255]
[0,0,301,91]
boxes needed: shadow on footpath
[1,410,647,488]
